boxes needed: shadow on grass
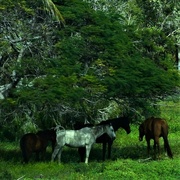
[112,145,147,160]
[0,148,21,162]
[0,146,54,164]
[0,144,149,164]
[54,144,148,163]
[0,142,177,164]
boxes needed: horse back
[36,129,56,147]
[37,129,56,140]
[99,117,130,132]
[20,133,36,150]
[60,129,94,147]
[144,117,168,138]
[20,133,45,152]
[154,118,169,137]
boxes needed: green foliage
[0,0,179,136]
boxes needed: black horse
[20,129,56,163]
[75,116,131,161]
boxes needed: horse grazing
[75,116,131,161]
[51,124,116,164]
[20,129,56,163]
[139,117,173,159]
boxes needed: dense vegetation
[0,1,179,179]
[0,0,179,138]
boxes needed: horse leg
[41,148,47,161]
[78,147,86,162]
[85,145,92,164]
[36,152,40,161]
[57,147,63,163]
[51,145,61,162]
[107,141,113,159]
[102,142,107,161]
[153,140,157,159]
[52,141,56,153]
[24,151,31,163]
[146,138,151,157]
[22,149,30,163]
[154,137,160,159]
[21,144,31,163]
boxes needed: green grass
[0,101,180,180]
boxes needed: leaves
[0,0,179,132]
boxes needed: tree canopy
[0,0,179,140]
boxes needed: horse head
[124,124,131,134]
[105,124,116,140]
[121,117,131,134]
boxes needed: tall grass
[0,101,179,180]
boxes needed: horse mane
[36,129,56,138]
[74,122,94,130]
[99,117,129,131]
[90,124,104,135]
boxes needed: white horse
[51,124,116,164]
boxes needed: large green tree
[55,0,179,113]
[0,0,179,140]
[0,0,65,138]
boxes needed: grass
[0,101,179,180]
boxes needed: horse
[20,129,56,163]
[75,116,131,161]
[51,124,116,164]
[139,117,173,159]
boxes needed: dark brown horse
[20,129,56,163]
[139,117,173,159]
[75,116,131,161]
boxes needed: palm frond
[42,0,65,24]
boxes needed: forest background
[0,0,179,140]
[0,0,180,179]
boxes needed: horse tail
[164,137,173,158]
[54,125,65,131]
[161,121,173,159]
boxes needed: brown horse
[139,117,173,159]
[20,129,56,163]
